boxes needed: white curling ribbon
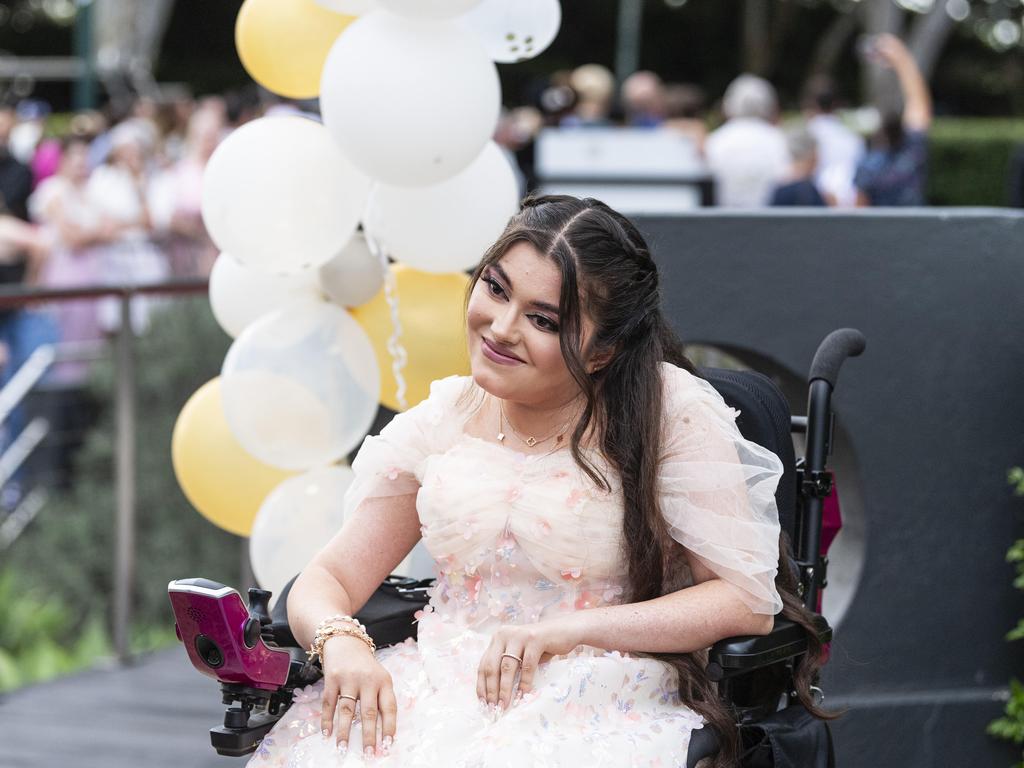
[366,231,409,412]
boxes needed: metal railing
[0,278,207,662]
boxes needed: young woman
[250,195,827,767]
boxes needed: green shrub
[7,296,242,680]
[927,119,1024,207]
[988,466,1024,767]
[0,566,111,692]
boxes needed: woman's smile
[481,337,525,365]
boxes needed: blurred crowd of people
[0,33,934,380]
[496,33,933,211]
[0,91,251,503]
[0,36,937,503]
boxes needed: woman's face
[466,240,595,408]
[61,143,90,183]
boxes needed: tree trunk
[858,0,904,111]
[807,10,861,79]
[93,0,177,99]
[742,0,772,76]
[906,3,957,80]
[766,0,800,79]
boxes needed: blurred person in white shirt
[704,75,789,207]
[87,119,170,333]
[802,75,864,208]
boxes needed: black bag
[264,575,432,650]
[357,576,432,647]
[739,704,835,768]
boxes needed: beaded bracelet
[308,616,376,664]
[318,613,368,634]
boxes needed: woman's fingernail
[383,735,393,750]
[322,728,329,739]
[338,741,347,755]
[364,745,375,758]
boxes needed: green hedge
[5,298,239,688]
[927,118,1024,207]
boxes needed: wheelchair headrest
[700,367,797,540]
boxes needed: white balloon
[209,253,322,338]
[250,465,354,603]
[459,0,561,63]
[221,300,380,470]
[201,116,371,274]
[365,142,518,273]
[378,0,480,19]
[319,233,385,307]
[320,11,500,186]
[315,0,377,13]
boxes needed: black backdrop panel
[636,210,1024,767]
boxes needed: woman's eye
[484,277,505,298]
[532,315,559,332]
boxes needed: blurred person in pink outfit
[30,136,121,370]
[149,106,225,277]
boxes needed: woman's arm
[287,491,422,649]
[874,34,932,132]
[37,192,119,250]
[478,556,773,710]
[568,557,773,655]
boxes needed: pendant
[525,437,538,447]
[497,432,505,442]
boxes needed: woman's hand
[320,634,397,758]
[476,617,584,711]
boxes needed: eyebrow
[491,263,561,315]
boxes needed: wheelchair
[169,328,865,767]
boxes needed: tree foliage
[988,466,1024,767]
[8,296,241,638]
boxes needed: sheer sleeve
[658,363,783,615]
[343,375,472,517]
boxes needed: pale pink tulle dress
[247,364,783,768]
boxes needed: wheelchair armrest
[705,614,831,682]
[263,575,431,651]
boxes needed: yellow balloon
[352,266,471,411]
[172,378,296,537]
[235,0,354,99]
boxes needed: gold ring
[501,653,523,664]
[338,694,358,702]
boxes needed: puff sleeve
[342,375,471,517]
[658,363,783,615]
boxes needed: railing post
[113,290,137,664]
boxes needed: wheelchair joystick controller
[243,588,273,649]
[168,578,312,756]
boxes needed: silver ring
[501,652,523,664]
[338,694,358,703]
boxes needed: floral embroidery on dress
[246,371,741,767]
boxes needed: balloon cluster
[172,0,561,593]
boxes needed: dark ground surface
[0,648,249,768]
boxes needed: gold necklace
[497,399,576,448]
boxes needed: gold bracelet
[308,620,376,664]
[309,625,375,662]
[317,613,368,634]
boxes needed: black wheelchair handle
[808,328,866,388]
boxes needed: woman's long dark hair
[467,195,834,766]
